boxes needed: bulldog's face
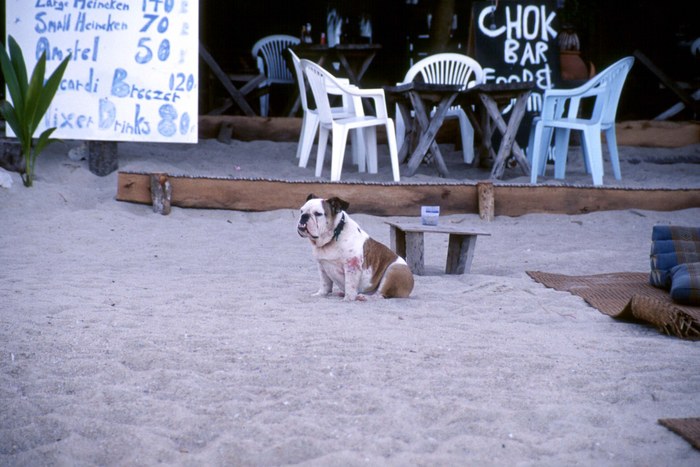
[297,195,349,244]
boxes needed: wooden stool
[386,222,490,275]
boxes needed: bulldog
[297,194,414,301]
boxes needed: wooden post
[477,181,494,221]
[87,141,118,176]
[217,122,234,144]
[150,173,172,215]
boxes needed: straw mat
[658,418,700,451]
[526,271,700,340]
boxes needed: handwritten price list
[7,0,199,143]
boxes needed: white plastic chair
[288,50,365,170]
[528,56,635,186]
[397,53,484,164]
[301,59,401,182]
[251,35,300,117]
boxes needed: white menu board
[6,0,199,143]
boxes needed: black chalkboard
[468,0,561,114]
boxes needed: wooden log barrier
[117,171,700,217]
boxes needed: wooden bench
[386,222,490,275]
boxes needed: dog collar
[333,213,346,242]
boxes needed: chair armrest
[544,84,606,99]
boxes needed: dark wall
[1,1,697,119]
[200,0,698,119]
[201,0,410,84]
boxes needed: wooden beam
[199,42,257,117]
[116,172,700,217]
[634,50,699,118]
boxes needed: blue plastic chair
[528,56,635,185]
[251,35,300,117]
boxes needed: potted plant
[0,35,71,187]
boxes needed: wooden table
[384,83,463,178]
[290,44,382,116]
[292,44,382,86]
[199,42,264,117]
[387,222,490,275]
[458,82,535,179]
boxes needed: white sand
[1,138,699,465]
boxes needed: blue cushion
[652,225,700,242]
[650,251,700,289]
[669,262,700,305]
[650,240,700,255]
[649,226,700,289]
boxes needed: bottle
[320,32,327,46]
[304,23,313,44]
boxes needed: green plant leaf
[0,101,25,142]
[32,54,71,132]
[34,127,57,156]
[0,37,24,116]
[23,52,48,137]
[8,36,29,98]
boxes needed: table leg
[405,92,457,177]
[395,101,415,163]
[335,51,377,85]
[199,43,257,117]
[445,234,477,274]
[478,92,532,179]
[404,232,425,275]
[390,225,406,257]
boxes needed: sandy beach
[1,137,699,465]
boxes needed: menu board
[6,0,199,143]
[468,0,560,113]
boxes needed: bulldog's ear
[327,197,349,214]
[306,193,319,201]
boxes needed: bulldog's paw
[342,292,366,302]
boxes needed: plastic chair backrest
[403,53,484,88]
[301,60,338,126]
[252,35,300,84]
[288,49,309,110]
[591,56,634,127]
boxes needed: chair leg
[395,104,406,152]
[351,129,366,172]
[315,127,330,178]
[457,110,475,164]
[297,112,319,168]
[553,128,571,180]
[330,127,350,182]
[364,127,378,174]
[529,121,545,184]
[605,128,622,180]
[582,126,604,185]
[385,119,401,182]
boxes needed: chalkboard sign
[6,0,199,143]
[468,0,560,113]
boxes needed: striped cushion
[649,226,700,289]
[652,225,700,242]
[669,262,700,305]
[651,240,700,255]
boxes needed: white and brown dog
[297,195,414,301]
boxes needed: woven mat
[526,271,700,340]
[659,418,700,450]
